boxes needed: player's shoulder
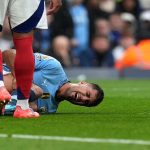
[34,53,62,67]
[34,53,58,61]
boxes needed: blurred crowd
[1,0,150,69]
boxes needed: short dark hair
[88,83,104,107]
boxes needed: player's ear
[79,81,87,84]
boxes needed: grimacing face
[65,82,98,106]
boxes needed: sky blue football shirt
[33,53,69,113]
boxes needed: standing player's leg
[8,0,47,118]
[12,32,40,118]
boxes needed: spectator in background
[113,35,135,63]
[109,12,124,47]
[33,0,74,67]
[95,18,111,37]
[34,0,74,55]
[50,35,72,68]
[121,12,137,36]
[112,12,136,58]
[138,10,150,40]
[51,0,74,39]
[95,16,123,48]
[90,35,114,67]
[115,0,142,19]
[69,0,90,67]
[84,0,110,42]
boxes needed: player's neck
[56,82,71,101]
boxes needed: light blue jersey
[33,53,69,113]
[4,53,69,114]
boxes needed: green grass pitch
[0,79,150,150]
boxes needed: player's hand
[47,0,62,15]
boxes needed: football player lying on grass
[2,49,104,115]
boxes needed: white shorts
[0,0,48,33]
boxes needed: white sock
[0,81,4,87]
[16,99,29,110]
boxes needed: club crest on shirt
[35,53,51,61]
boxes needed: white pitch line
[0,134,8,138]
[1,134,150,146]
[7,134,150,146]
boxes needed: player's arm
[2,49,16,76]
[30,83,43,101]
[47,0,62,15]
